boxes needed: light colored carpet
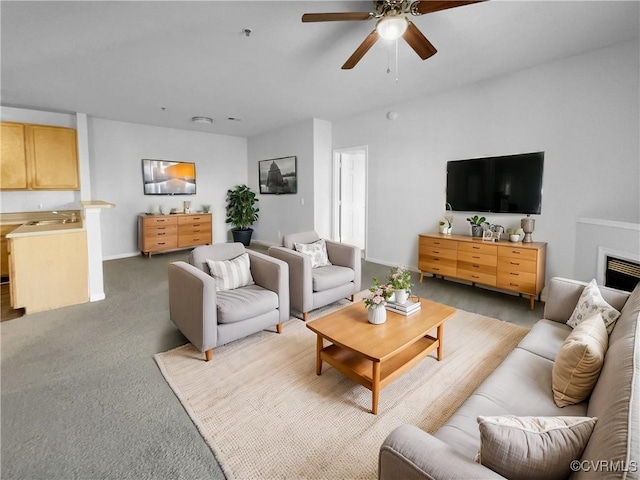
[154,301,529,480]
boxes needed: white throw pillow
[206,253,254,291]
[476,415,597,480]
[294,239,332,268]
[567,279,621,333]
[552,312,608,407]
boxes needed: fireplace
[598,247,640,292]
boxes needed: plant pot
[367,304,387,325]
[510,234,520,242]
[471,225,483,237]
[232,228,253,246]
[394,289,409,305]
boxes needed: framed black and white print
[258,156,297,194]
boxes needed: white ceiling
[2,1,638,137]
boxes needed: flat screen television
[142,159,196,195]
[446,152,544,214]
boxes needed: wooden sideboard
[418,233,547,310]
[138,213,212,257]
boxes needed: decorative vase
[368,304,387,325]
[509,234,520,242]
[521,217,535,243]
[394,289,409,305]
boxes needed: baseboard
[103,252,141,261]
[90,293,106,302]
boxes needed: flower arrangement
[388,265,412,292]
[363,278,393,309]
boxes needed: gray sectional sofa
[379,277,639,479]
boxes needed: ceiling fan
[302,1,485,69]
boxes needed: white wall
[332,39,640,282]
[89,118,247,258]
[0,106,80,212]
[248,119,315,245]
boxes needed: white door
[334,148,366,251]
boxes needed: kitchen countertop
[2,210,85,238]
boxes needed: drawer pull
[510,272,519,276]
[433,250,440,254]
[510,261,520,266]
[472,256,480,259]
[512,251,521,254]
[193,224,201,227]
[472,275,480,279]
[158,233,165,236]
[158,242,165,245]
[194,238,200,242]
[433,242,441,245]
[433,267,440,271]
[193,229,201,233]
[192,217,201,220]
[473,246,480,250]
[510,282,519,287]
[433,258,440,261]
[472,264,480,268]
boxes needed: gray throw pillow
[477,415,597,480]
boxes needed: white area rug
[155,303,528,479]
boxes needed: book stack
[386,298,421,316]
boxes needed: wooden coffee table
[306,298,456,414]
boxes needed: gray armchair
[268,231,361,321]
[168,243,289,361]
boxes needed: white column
[81,201,115,302]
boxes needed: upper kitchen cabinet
[1,123,28,189]
[0,122,80,190]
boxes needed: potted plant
[363,278,393,325]
[466,215,486,237]
[225,184,259,246]
[507,228,521,242]
[438,219,452,235]
[388,266,412,304]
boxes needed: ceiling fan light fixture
[191,116,213,124]
[376,14,408,41]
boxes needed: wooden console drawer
[457,268,496,286]
[420,246,457,260]
[419,236,457,250]
[177,214,211,226]
[178,232,212,247]
[497,276,537,294]
[145,237,178,252]
[458,242,497,256]
[498,245,538,262]
[497,257,537,274]
[458,250,497,267]
[143,215,177,226]
[145,224,177,238]
[420,258,457,277]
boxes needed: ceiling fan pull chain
[395,39,400,83]
[387,45,391,74]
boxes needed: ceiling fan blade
[302,12,372,22]
[403,21,437,60]
[342,30,379,69]
[411,0,485,15]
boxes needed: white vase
[368,304,387,324]
[394,289,409,305]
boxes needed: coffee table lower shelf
[319,334,439,414]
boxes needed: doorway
[333,146,367,253]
